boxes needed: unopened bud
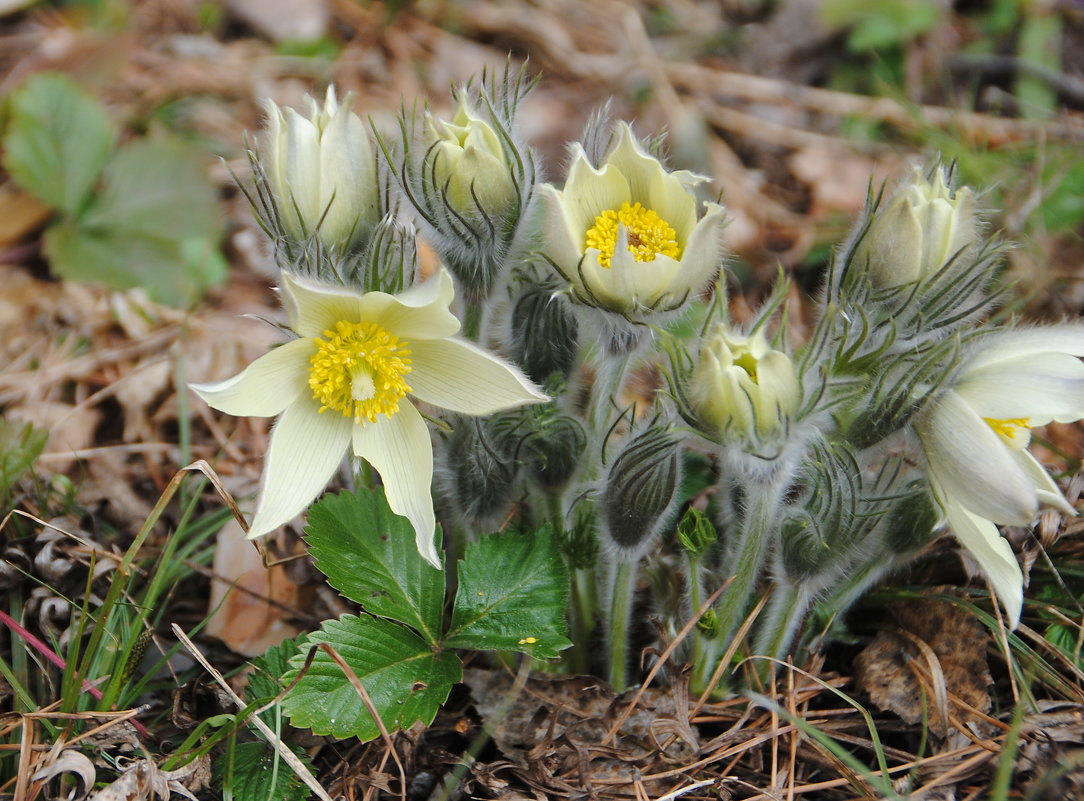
[686,325,800,446]
[260,87,379,254]
[509,284,580,384]
[881,485,941,554]
[525,413,586,492]
[677,507,717,557]
[854,165,977,289]
[444,415,520,524]
[601,426,682,559]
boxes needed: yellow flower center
[584,201,681,269]
[308,320,412,424]
[984,416,1031,447]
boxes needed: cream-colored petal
[939,492,1023,628]
[676,201,726,293]
[562,152,631,237]
[605,123,666,202]
[409,338,547,414]
[318,100,376,247]
[357,268,460,340]
[352,402,440,567]
[246,399,352,539]
[1012,449,1077,516]
[648,167,698,243]
[957,352,1084,425]
[537,184,588,285]
[282,107,322,232]
[918,391,1037,526]
[966,326,1084,372]
[281,272,363,338]
[190,337,315,417]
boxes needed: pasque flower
[191,269,546,566]
[537,122,726,318]
[915,326,1084,626]
[686,325,801,447]
[854,165,977,290]
[262,87,379,253]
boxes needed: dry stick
[317,642,407,801]
[602,580,730,745]
[171,624,334,801]
[665,63,1084,142]
[690,592,772,720]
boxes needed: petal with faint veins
[190,337,315,417]
[919,391,1037,526]
[409,338,547,414]
[358,268,460,340]
[957,352,1084,424]
[966,326,1084,372]
[352,402,440,566]
[939,492,1023,628]
[281,272,362,337]
[247,398,352,539]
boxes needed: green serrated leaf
[2,72,115,217]
[304,487,445,645]
[281,615,461,741]
[213,741,312,801]
[444,526,571,658]
[43,221,219,307]
[81,137,222,239]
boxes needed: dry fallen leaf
[854,594,992,739]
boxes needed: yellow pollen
[517,636,538,645]
[584,201,681,269]
[983,416,1031,445]
[308,320,412,424]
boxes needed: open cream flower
[537,122,726,317]
[191,269,546,566]
[915,326,1084,626]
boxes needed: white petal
[247,399,352,539]
[283,107,322,232]
[918,391,1037,525]
[966,325,1084,372]
[190,337,315,417]
[281,272,362,338]
[318,102,375,247]
[940,492,1023,628]
[409,338,547,414]
[676,201,726,292]
[1012,449,1077,516]
[957,352,1084,424]
[605,123,664,204]
[357,268,460,340]
[351,402,440,566]
[562,150,630,235]
[537,184,586,284]
[648,163,698,243]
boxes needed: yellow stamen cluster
[584,201,681,269]
[984,416,1031,446]
[309,320,413,424]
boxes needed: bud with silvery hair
[257,87,380,259]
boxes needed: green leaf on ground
[280,615,461,741]
[304,487,445,645]
[0,420,47,505]
[2,72,115,217]
[444,526,571,658]
[213,741,312,801]
[246,636,304,728]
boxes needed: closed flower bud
[601,426,682,559]
[676,506,717,556]
[525,413,586,492]
[508,283,580,384]
[427,96,518,219]
[686,325,801,446]
[444,415,520,525]
[880,485,940,555]
[261,87,379,254]
[854,165,977,290]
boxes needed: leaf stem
[607,559,636,690]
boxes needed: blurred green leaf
[213,741,312,801]
[281,615,461,741]
[2,72,115,217]
[304,487,445,646]
[1015,12,1061,122]
[444,526,571,658]
[0,420,48,505]
[822,0,940,52]
[1042,159,1084,232]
